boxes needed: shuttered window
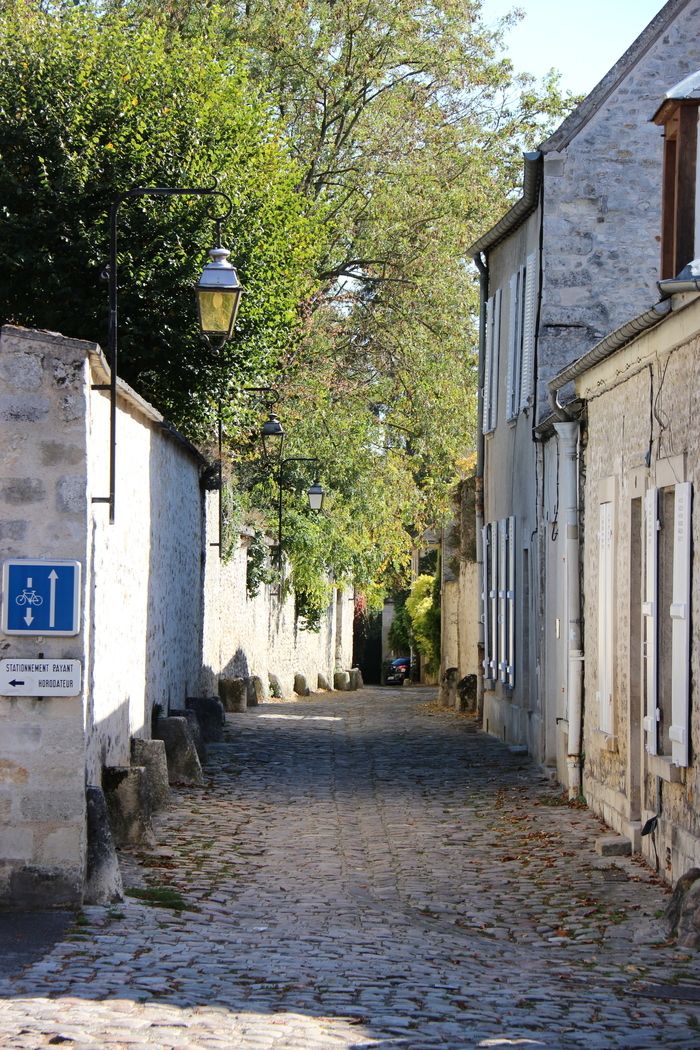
[519,252,537,411]
[482,517,516,690]
[643,488,659,756]
[597,501,614,734]
[506,268,524,421]
[669,481,692,767]
[482,289,502,434]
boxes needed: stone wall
[0,324,356,906]
[578,297,700,883]
[0,326,91,907]
[538,0,700,411]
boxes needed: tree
[0,1,320,440]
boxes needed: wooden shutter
[507,516,516,688]
[489,522,499,680]
[597,502,614,734]
[506,271,520,421]
[669,482,692,767]
[482,296,494,436]
[643,487,659,755]
[498,518,508,683]
[482,524,490,678]
[488,289,502,432]
[519,252,537,412]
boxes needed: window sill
[593,729,618,753]
[647,754,684,783]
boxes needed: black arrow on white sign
[9,679,25,687]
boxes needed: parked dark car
[385,657,410,685]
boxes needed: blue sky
[480,0,667,95]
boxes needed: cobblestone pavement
[1,686,700,1049]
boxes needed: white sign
[0,659,82,697]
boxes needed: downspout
[474,251,488,720]
[553,420,584,798]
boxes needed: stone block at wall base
[169,710,206,763]
[317,672,331,690]
[153,717,205,787]
[186,697,225,742]
[457,674,477,712]
[349,668,364,690]
[219,677,247,712]
[102,766,155,848]
[131,739,170,811]
[268,673,282,699]
[334,670,350,691]
[2,865,82,910]
[84,785,123,905]
[294,673,310,696]
[246,676,267,706]
[439,667,458,707]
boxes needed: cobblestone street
[1,686,699,1049]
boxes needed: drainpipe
[474,252,488,719]
[553,420,584,798]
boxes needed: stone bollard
[186,696,225,742]
[334,670,350,691]
[349,667,364,690]
[153,716,205,786]
[268,672,282,699]
[102,766,155,847]
[294,673,310,696]
[457,674,477,712]
[665,868,700,947]
[131,738,170,811]
[219,677,248,712]
[246,675,267,707]
[439,666,458,708]
[317,672,331,690]
[84,785,124,905]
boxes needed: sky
[480,0,668,95]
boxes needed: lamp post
[92,185,242,523]
[275,456,324,569]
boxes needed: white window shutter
[489,522,499,680]
[643,487,659,755]
[519,253,537,412]
[669,482,692,767]
[489,289,502,432]
[507,516,516,688]
[482,524,490,677]
[498,518,508,683]
[506,272,518,421]
[597,502,614,734]
[482,296,494,436]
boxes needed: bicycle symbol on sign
[16,589,43,607]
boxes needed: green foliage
[405,572,440,674]
[245,527,276,598]
[0,0,320,440]
[388,592,412,656]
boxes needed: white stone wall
[0,326,91,907]
[0,324,357,905]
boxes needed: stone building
[468,0,700,789]
[544,70,700,882]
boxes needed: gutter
[468,153,542,257]
[547,299,671,418]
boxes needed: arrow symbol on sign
[9,679,24,687]
[49,569,58,628]
[24,609,33,626]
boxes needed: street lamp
[307,480,325,511]
[261,411,285,464]
[92,184,239,523]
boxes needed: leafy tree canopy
[0,0,320,441]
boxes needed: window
[654,100,699,279]
[482,288,502,434]
[597,501,614,734]
[642,482,692,765]
[505,253,537,421]
[482,516,516,688]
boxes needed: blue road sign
[2,560,81,636]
